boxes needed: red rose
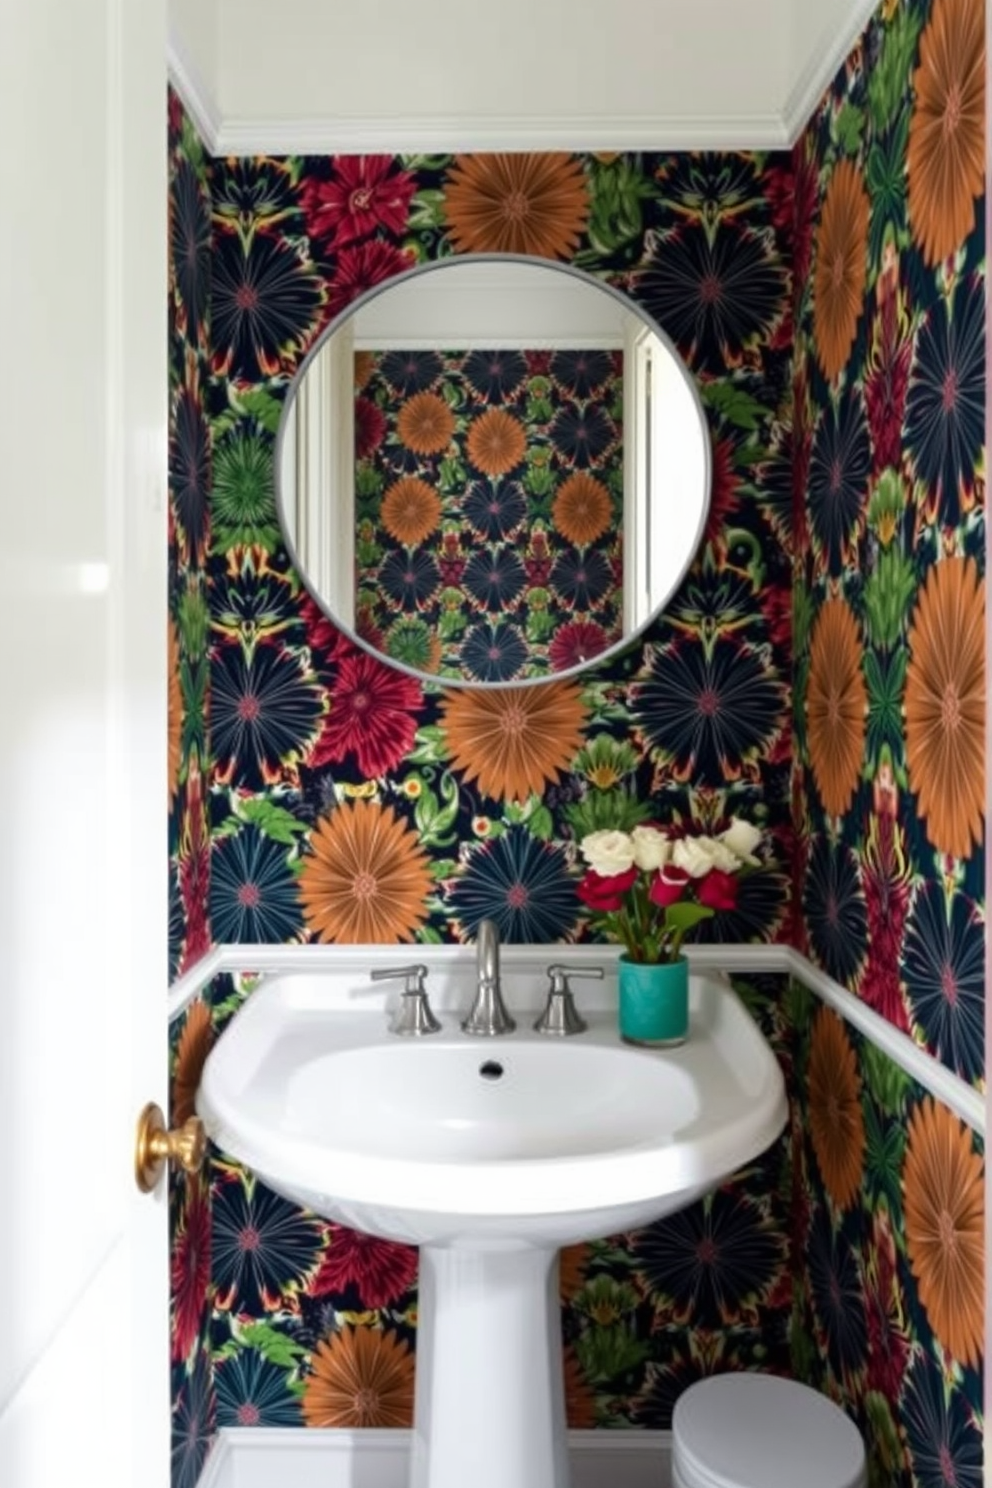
[577,867,637,912]
[697,869,739,911]
[648,866,690,907]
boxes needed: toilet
[672,1374,867,1488]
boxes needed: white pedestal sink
[198,961,787,1488]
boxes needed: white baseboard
[200,1427,672,1488]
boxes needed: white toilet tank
[672,1373,867,1488]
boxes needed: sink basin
[198,965,786,1488]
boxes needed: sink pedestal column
[410,1244,569,1488]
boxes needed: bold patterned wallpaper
[789,0,986,1479]
[354,348,625,680]
[166,0,988,1473]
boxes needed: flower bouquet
[575,820,762,1044]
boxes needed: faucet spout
[461,918,516,1036]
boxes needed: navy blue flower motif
[464,349,528,401]
[448,826,580,941]
[171,157,212,347]
[802,835,868,986]
[214,1345,303,1428]
[550,349,617,399]
[211,641,324,790]
[905,274,984,528]
[212,231,324,381]
[171,1351,215,1488]
[631,1189,786,1329]
[902,1353,983,1488]
[807,384,870,574]
[460,622,528,682]
[463,547,527,611]
[379,349,444,396]
[549,405,617,468]
[379,548,441,610]
[633,635,785,781]
[209,824,302,943]
[212,1172,324,1315]
[462,480,528,541]
[170,379,211,562]
[903,882,984,1086]
[549,550,613,610]
[807,1208,867,1382]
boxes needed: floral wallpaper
[168,86,213,981]
[788,0,986,1478]
[792,0,986,1090]
[166,0,988,1473]
[789,984,984,1488]
[353,347,625,680]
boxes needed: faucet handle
[370,964,442,1036]
[533,964,604,1036]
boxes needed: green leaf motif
[564,788,652,837]
[700,382,769,432]
[863,1106,905,1218]
[865,112,911,271]
[529,804,555,841]
[230,387,285,435]
[410,724,449,766]
[239,797,309,845]
[868,7,924,133]
[575,1324,649,1386]
[586,157,655,255]
[860,1038,912,1117]
[864,647,907,777]
[239,1325,307,1369]
[407,188,447,231]
[832,102,865,155]
[863,547,917,649]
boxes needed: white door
[0,2,170,1485]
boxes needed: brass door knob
[134,1101,206,1193]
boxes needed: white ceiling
[168,0,877,154]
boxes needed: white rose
[631,825,672,871]
[719,817,762,865]
[672,835,734,878]
[580,829,636,876]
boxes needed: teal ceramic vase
[617,954,689,1046]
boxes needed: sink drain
[478,1060,504,1081]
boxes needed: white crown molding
[213,112,791,157]
[169,941,985,1136]
[198,1426,672,1488]
[781,0,880,143]
[166,25,222,155]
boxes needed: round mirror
[276,254,710,688]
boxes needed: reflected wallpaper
[167,0,986,1481]
[354,347,625,681]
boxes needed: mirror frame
[274,252,712,689]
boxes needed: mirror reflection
[277,256,710,687]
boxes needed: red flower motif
[355,396,386,459]
[179,766,211,971]
[696,868,739,910]
[171,1177,211,1363]
[860,812,912,1032]
[648,866,690,908]
[310,650,423,778]
[300,594,352,668]
[301,157,416,252]
[791,143,818,292]
[863,292,912,475]
[549,621,610,672]
[577,867,638,912]
[525,557,553,586]
[328,240,415,320]
[309,1225,418,1309]
[705,437,742,549]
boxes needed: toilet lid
[673,1375,866,1488]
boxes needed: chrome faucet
[461,918,516,1036]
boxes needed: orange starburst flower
[381,477,443,546]
[302,1325,415,1428]
[440,682,587,802]
[466,408,527,476]
[805,597,867,818]
[552,473,612,546]
[172,999,215,1126]
[903,1097,984,1369]
[813,158,869,383]
[905,556,985,860]
[443,153,590,259]
[807,1007,865,1211]
[396,391,455,456]
[298,800,432,943]
[907,0,985,265]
